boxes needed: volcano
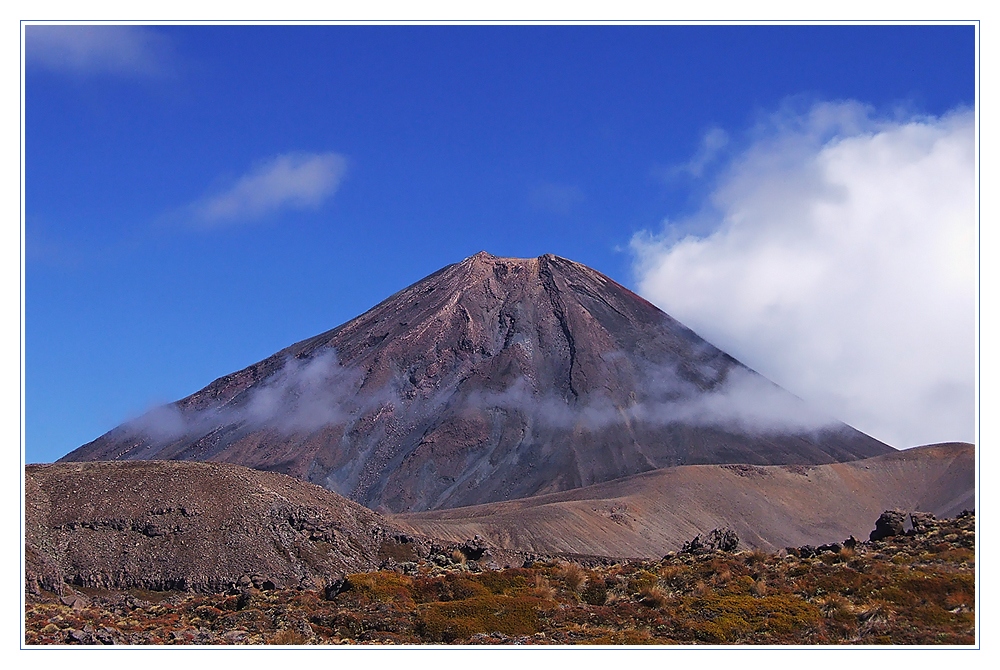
[61,252,892,512]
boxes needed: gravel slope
[394,442,974,556]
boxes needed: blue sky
[24,24,976,463]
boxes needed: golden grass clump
[852,602,894,641]
[557,562,588,592]
[530,573,556,600]
[657,564,684,583]
[816,594,854,620]
[603,585,628,605]
[638,585,671,609]
[711,567,733,585]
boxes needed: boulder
[682,527,739,554]
[869,510,907,541]
[706,528,740,552]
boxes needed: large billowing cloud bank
[632,102,975,449]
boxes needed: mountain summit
[61,252,892,512]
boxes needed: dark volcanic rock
[869,510,908,541]
[682,527,739,554]
[60,252,892,512]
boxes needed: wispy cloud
[192,152,348,227]
[462,364,835,435]
[25,25,173,77]
[126,350,373,444]
[681,127,730,178]
[632,102,975,449]
[125,346,836,455]
[656,127,730,182]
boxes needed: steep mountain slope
[395,442,974,557]
[61,252,891,512]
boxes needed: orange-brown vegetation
[24,512,975,645]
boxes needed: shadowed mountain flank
[61,252,892,512]
[395,443,974,557]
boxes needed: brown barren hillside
[25,461,420,595]
[61,252,891,512]
[395,442,974,557]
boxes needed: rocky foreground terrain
[25,510,974,645]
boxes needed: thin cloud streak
[632,102,975,449]
[192,152,348,227]
[25,25,172,77]
[654,127,730,184]
[125,345,838,454]
[681,127,730,178]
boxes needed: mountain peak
[61,253,892,512]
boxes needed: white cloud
[25,25,171,77]
[462,364,836,436]
[632,102,975,449]
[194,152,348,226]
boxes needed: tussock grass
[557,562,588,593]
[25,513,976,646]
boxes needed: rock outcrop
[869,510,907,541]
[681,527,740,554]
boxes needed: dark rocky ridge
[61,252,892,512]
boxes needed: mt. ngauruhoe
[62,252,892,512]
